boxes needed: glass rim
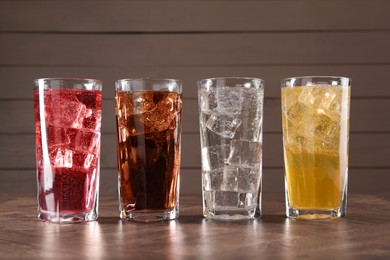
[115,78,182,84]
[34,77,102,84]
[115,78,182,93]
[198,77,264,85]
[281,76,351,85]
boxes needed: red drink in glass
[34,79,102,222]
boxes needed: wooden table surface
[0,193,390,259]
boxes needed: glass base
[120,207,179,222]
[203,207,260,220]
[38,210,98,223]
[287,208,345,220]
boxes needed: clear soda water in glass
[198,77,264,220]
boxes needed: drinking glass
[281,76,351,219]
[115,78,182,222]
[34,78,102,222]
[198,77,264,220]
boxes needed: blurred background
[0,0,389,196]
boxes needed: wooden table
[1,193,389,259]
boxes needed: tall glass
[198,77,264,220]
[34,78,102,222]
[115,78,182,222]
[281,76,351,219]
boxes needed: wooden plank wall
[0,0,389,196]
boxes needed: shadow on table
[96,214,287,225]
[177,214,286,224]
[96,216,121,224]
[177,214,203,224]
[260,214,287,223]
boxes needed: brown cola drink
[115,85,182,221]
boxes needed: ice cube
[313,114,340,138]
[241,141,262,167]
[214,191,239,208]
[66,128,100,152]
[321,90,337,109]
[123,94,179,136]
[285,102,305,126]
[75,91,99,109]
[157,94,175,112]
[115,92,156,133]
[236,88,264,141]
[222,165,239,191]
[49,100,87,129]
[199,89,217,114]
[131,92,156,115]
[72,150,98,169]
[83,109,101,130]
[51,147,73,168]
[80,131,101,151]
[203,169,224,191]
[241,87,263,110]
[216,86,242,114]
[311,114,340,151]
[284,133,308,150]
[298,86,316,105]
[206,113,241,138]
[237,167,260,193]
[241,193,257,208]
[299,86,338,112]
[201,145,231,172]
[46,125,67,147]
[142,94,179,133]
[286,113,340,153]
[227,140,261,167]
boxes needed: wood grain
[1,0,389,32]
[1,65,390,99]
[1,32,390,66]
[0,194,389,259]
